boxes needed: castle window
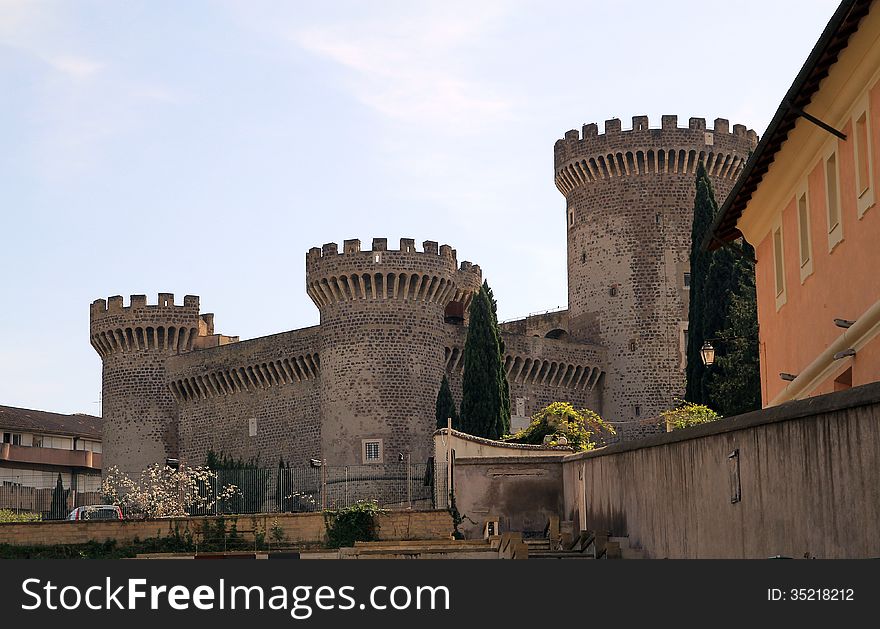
[581,252,587,264]
[634,406,641,417]
[568,211,573,227]
[374,253,382,264]
[629,340,637,352]
[609,286,618,297]
[683,272,691,289]
[362,439,383,464]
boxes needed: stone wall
[306,238,480,467]
[556,115,758,438]
[444,325,605,425]
[90,294,204,476]
[0,510,454,548]
[167,327,322,467]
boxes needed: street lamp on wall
[700,341,716,367]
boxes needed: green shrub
[323,500,385,549]
[504,402,616,451]
[0,509,42,523]
[662,401,721,431]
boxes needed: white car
[67,505,124,521]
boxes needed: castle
[89,115,756,476]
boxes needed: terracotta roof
[706,0,872,249]
[0,405,102,440]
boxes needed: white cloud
[289,4,514,132]
[49,55,105,79]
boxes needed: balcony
[0,443,102,470]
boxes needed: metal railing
[0,470,103,519]
[204,462,442,515]
[0,461,447,520]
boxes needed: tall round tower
[306,238,480,467]
[554,115,757,438]
[89,293,202,476]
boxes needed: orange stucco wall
[755,78,880,404]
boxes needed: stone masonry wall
[444,325,605,427]
[555,115,758,439]
[90,294,202,476]
[307,238,482,468]
[0,510,454,548]
[167,327,322,467]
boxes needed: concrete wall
[453,455,564,539]
[433,428,571,462]
[0,510,454,547]
[562,383,880,558]
[449,384,880,558]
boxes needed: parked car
[67,505,124,521]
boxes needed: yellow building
[710,0,880,406]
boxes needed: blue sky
[1,0,839,415]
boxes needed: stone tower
[554,115,757,438]
[89,293,202,475]
[306,238,480,467]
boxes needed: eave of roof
[0,405,102,440]
[706,0,872,250]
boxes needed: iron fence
[0,460,446,520]
[206,462,442,515]
[0,470,103,519]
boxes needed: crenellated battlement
[89,293,203,357]
[553,114,758,195]
[304,238,479,309]
[306,237,459,266]
[90,293,200,319]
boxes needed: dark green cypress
[435,374,459,429]
[706,242,762,415]
[483,280,511,435]
[686,160,761,414]
[685,162,717,404]
[460,285,506,439]
[49,473,67,520]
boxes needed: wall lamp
[700,341,716,367]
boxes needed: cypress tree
[483,280,511,435]
[460,285,506,439]
[707,242,762,415]
[686,161,761,414]
[685,162,717,404]
[435,374,459,429]
[49,473,67,520]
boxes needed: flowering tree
[102,464,239,518]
